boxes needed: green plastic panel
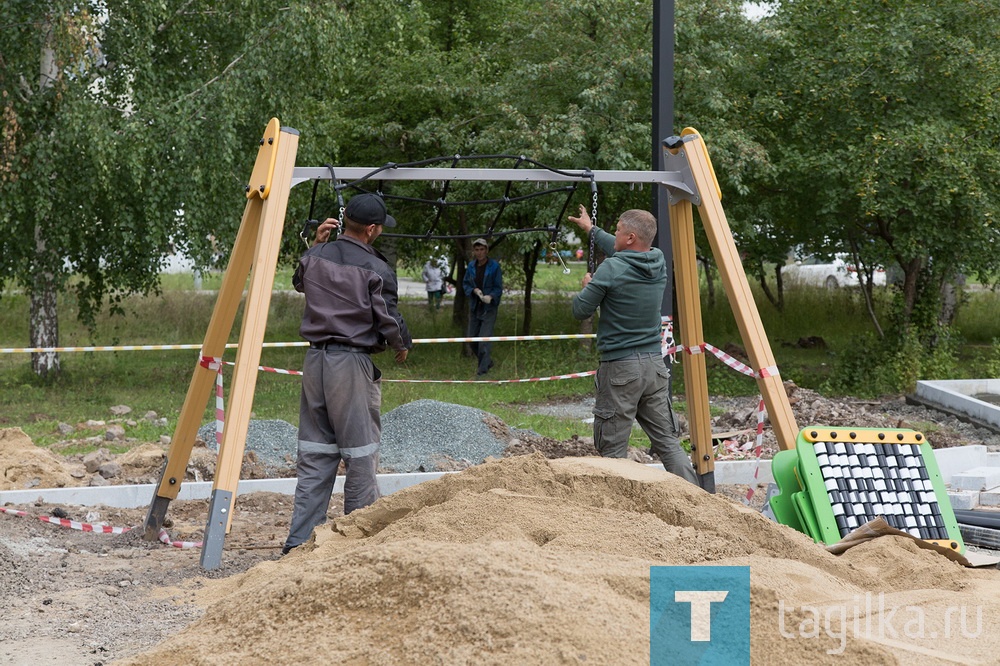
[794,426,965,554]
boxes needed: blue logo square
[650,566,750,666]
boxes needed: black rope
[358,186,575,209]
[381,226,558,240]
[484,156,526,237]
[299,178,322,246]
[552,183,577,245]
[303,153,597,246]
[300,165,341,246]
[425,155,461,237]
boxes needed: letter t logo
[674,591,729,641]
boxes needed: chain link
[588,186,598,274]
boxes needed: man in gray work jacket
[568,205,697,484]
[283,193,412,554]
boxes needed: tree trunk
[900,257,923,324]
[698,255,715,308]
[938,273,965,329]
[757,266,778,310]
[30,24,61,378]
[773,264,785,313]
[30,225,60,378]
[453,212,473,357]
[521,241,542,336]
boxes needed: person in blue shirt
[462,238,503,375]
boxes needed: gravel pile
[708,383,1000,452]
[196,402,512,475]
[379,399,508,472]
[198,419,298,472]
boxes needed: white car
[782,254,887,289]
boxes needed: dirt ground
[0,493,297,665]
[2,388,1000,664]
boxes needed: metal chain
[328,165,344,242]
[588,185,598,274]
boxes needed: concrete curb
[915,379,1000,431]
[1,460,774,509]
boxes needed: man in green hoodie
[568,205,698,484]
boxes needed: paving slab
[950,466,1000,492]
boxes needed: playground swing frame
[143,118,799,569]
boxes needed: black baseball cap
[344,193,396,227]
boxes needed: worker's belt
[308,341,371,353]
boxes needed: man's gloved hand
[473,288,484,300]
[481,295,492,304]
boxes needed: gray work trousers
[592,352,698,484]
[285,345,382,550]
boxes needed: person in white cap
[462,237,503,375]
[283,193,412,554]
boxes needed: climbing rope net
[300,154,605,276]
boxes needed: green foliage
[742,0,1000,343]
[953,289,1000,344]
[823,330,959,397]
[982,338,1000,379]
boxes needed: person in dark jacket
[462,238,503,375]
[568,205,697,484]
[283,193,412,554]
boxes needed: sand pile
[120,454,1000,665]
[0,427,76,491]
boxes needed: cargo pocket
[592,407,618,457]
[655,363,671,381]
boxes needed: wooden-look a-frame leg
[661,130,800,492]
[143,119,300,570]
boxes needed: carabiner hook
[549,242,571,274]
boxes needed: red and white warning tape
[662,341,779,380]
[157,528,202,549]
[744,398,767,504]
[200,355,224,446]
[0,506,130,533]
[0,506,202,549]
